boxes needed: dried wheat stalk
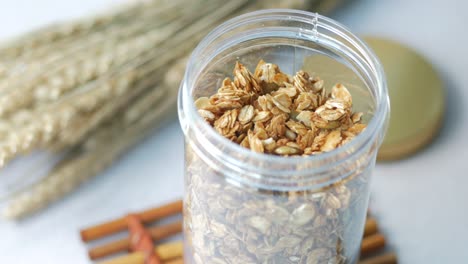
[0,0,168,60]
[0,70,137,168]
[33,0,220,103]
[0,0,226,118]
[2,48,184,220]
[0,0,191,85]
[2,84,177,219]
[0,1,187,114]
[1,49,185,219]
[52,75,164,149]
[32,23,181,103]
[47,0,239,148]
[0,0,246,168]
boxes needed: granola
[195,60,366,156]
[185,60,371,264]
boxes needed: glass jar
[178,9,389,264]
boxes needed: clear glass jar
[178,9,389,264]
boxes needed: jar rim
[179,9,389,185]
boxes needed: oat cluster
[195,60,366,156]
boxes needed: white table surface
[1,0,467,263]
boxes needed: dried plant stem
[52,52,186,150]
[0,0,166,60]
[0,70,137,168]
[0,0,243,168]
[2,84,177,220]
[0,43,179,166]
[52,74,165,149]
[32,26,177,102]
[2,53,186,219]
[0,0,225,117]
[0,4,184,112]
[0,0,185,80]
[0,65,6,81]
[33,2,213,103]
[48,64,171,150]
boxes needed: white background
[1,0,467,263]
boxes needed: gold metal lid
[363,36,445,161]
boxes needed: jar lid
[363,36,445,161]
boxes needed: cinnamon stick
[125,214,161,264]
[359,252,397,264]
[81,200,182,242]
[99,241,183,264]
[360,233,386,256]
[89,221,182,260]
[98,232,387,264]
[364,218,378,237]
[165,258,183,264]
